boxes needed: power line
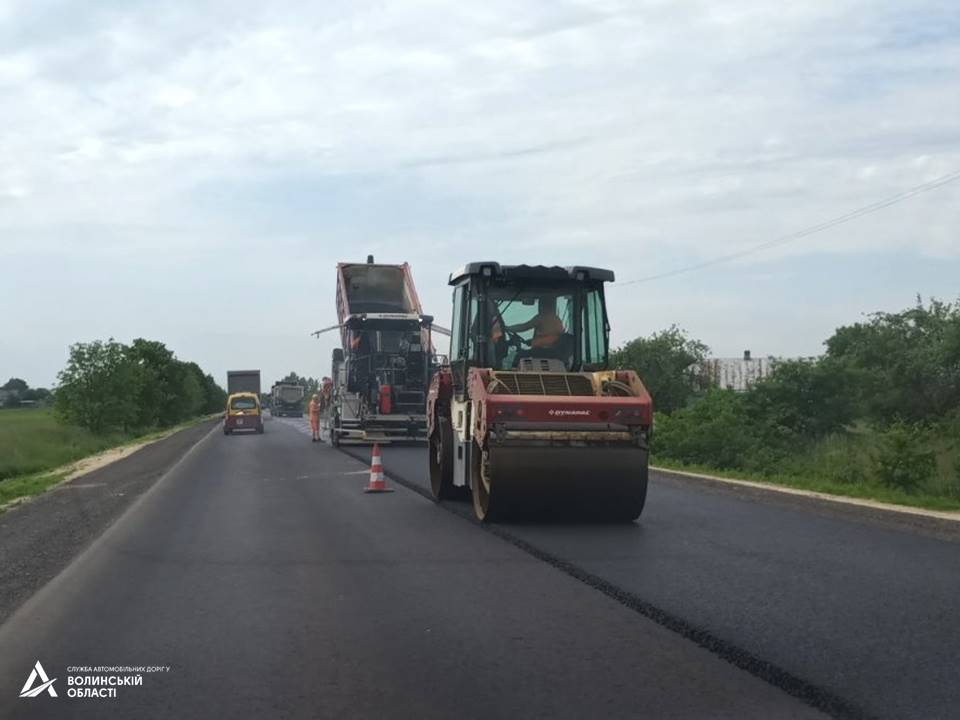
[617,169,960,286]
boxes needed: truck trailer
[314,256,437,445]
[227,370,261,396]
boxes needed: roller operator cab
[427,263,653,522]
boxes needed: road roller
[427,262,653,522]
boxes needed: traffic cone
[364,443,394,493]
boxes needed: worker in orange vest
[321,377,334,410]
[308,393,321,442]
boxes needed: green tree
[183,362,227,414]
[55,340,143,433]
[204,373,228,413]
[825,297,960,424]
[126,338,177,428]
[611,326,709,414]
[873,422,937,492]
[174,361,205,421]
[21,387,53,404]
[743,359,854,439]
[2,378,28,393]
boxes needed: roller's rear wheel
[430,417,466,501]
[329,415,341,447]
[471,442,498,522]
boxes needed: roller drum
[473,443,649,521]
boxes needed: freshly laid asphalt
[0,416,956,719]
[355,443,960,720]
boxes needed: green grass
[0,409,127,481]
[0,471,68,508]
[0,409,217,509]
[652,453,960,513]
[652,415,960,513]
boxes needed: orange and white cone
[364,443,394,493]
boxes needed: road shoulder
[0,419,218,625]
[652,465,960,540]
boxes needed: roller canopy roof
[448,263,615,285]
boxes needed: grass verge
[0,409,126,480]
[652,456,960,513]
[0,411,217,510]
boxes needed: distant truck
[271,382,305,417]
[227,370,261,396]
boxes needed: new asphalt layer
[0,416,955,718]
[340,438,960,720]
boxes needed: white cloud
[1,0,959,385]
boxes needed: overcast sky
[2,0,958,389]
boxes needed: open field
[0,409,218,507]
[0,409,126,482]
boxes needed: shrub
[744,359,854,439]
[611,326,709,414]
[873,422,937,492]
[654,389,763,469]
[790,432,868,486]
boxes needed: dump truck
[313,256,437,445]
[427,263,653,522]
[271,382,305,417]
[227,370,261,396]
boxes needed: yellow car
[224,392,264,435]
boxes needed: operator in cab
[505,295,565,349]
[490,295,565,350]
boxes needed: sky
[2,0,958,389]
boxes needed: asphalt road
[0,416,954,719]
[349,442,960,720]
[0,416,828,720]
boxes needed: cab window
[230,397,258,411]
[581,288,608,368]
[449,286,465,360]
